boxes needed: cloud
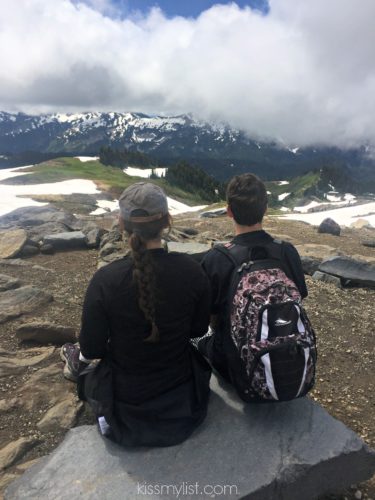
[0,0,374,147]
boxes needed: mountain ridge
[0,111,374,190]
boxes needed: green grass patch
[1,157,215,205]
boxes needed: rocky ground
[0,212,374,499]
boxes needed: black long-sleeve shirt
[79,249,211,404]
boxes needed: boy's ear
[227,205,234,219]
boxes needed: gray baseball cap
[119,182,169,222]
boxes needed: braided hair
[124,213,170,342]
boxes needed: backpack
[215,240,317,402]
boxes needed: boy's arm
[284,244,308,299]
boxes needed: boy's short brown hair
[226,173,268,226]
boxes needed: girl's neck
[145,238,164,250]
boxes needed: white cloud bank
[1,0,375,147]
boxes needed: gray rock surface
[312,270,342,288]
[318,217,341,236]
[0,229,27,259]
[16,322,76,345]
[200,208,227,218]
[300,256,321,276]
[0,274,21,292]
[319,256,375,288]
[362,239,375,248]
[0,438,39,472]
[0,206,78,231]
[5,377,375,500]
[167,241,211,255]
[42,231,87,250]
[0,286,53,323]
[85,228,106,249]
[20,245,39,257]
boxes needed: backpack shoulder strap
[213,242,251,268]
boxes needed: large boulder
[0,206,78,230]
[5,377,375,500]
[42,231,87,251]
[16,322,76,345]
[318,256,375,288]
[0,229,27,259]
[0,286,53,323]
[318,218,341,236]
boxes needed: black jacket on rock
[78,249,212,447]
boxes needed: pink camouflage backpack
[215,239,317,402]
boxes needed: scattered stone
[355,489,363,499]
[312,271,342,288]
[295,244,341,261]
[0,437,39,472]
[318,218,341,236]
[300,256,321,276]
[0,229,27,259]
[99,229,122,249]
[99,241,124,258]
[40,244,54,255]
[20,245,39,257]
[5,376,375,500]
[362,239,375,248]
[85,228,106,249]
[319,256,375,288]
[16,362,77,413]
[174,226,199,236]
[351,219,371,229]
[167,241,211,256]
[200,208,227,218]
[37,395,83,432]
[26,222,72,245]
[0,286,53,323]
[42,231,87,251]
[0,398,20,413]
[0,274,21,292]
[16,322,76,345]
[0,348,55,378]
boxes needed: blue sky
[114,0,269,18]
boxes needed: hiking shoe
[60,343,84,382]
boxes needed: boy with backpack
[199,173,316,402]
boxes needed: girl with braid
[61,182,212,447]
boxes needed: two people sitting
[61,173,309,447]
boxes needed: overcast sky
[0,0,374,148]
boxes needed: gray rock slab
[0,206,78,230]
[0,286,53,323]
[16,322,76,345]
[312,270,342,288]
[300,256,321,276]
[5,377,375,500]
[319,256,375,288]
[167,241,211,255]
[43,231,87,250]
[0,274,21,292]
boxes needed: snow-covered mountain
[0,111,374,187]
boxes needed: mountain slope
[1,111,374,188]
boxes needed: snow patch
[278,180,290,186]
[283,202,375,228]
[74,156,99,162]
[124,167,167,178]
[278,192,290,201]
